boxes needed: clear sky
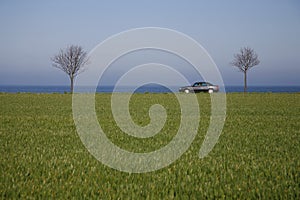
[0,0,299,86]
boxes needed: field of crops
[0,93,299,199]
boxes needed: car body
[179,82,219,93]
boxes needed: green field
[0,93,299,199]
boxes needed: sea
[0,85,299,93]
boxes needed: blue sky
[0,0,299,86]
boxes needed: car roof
[195,82,211,84]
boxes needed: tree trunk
[70,77,74,94]
[244,71,247,93]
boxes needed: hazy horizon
[1,0,299,86]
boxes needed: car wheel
[184,89,190,93]
[208,89,213,94]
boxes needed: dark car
[179,82,219,93]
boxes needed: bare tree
[231,47,260,92]
[51,45,88,93]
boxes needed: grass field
[0,93,299,199]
